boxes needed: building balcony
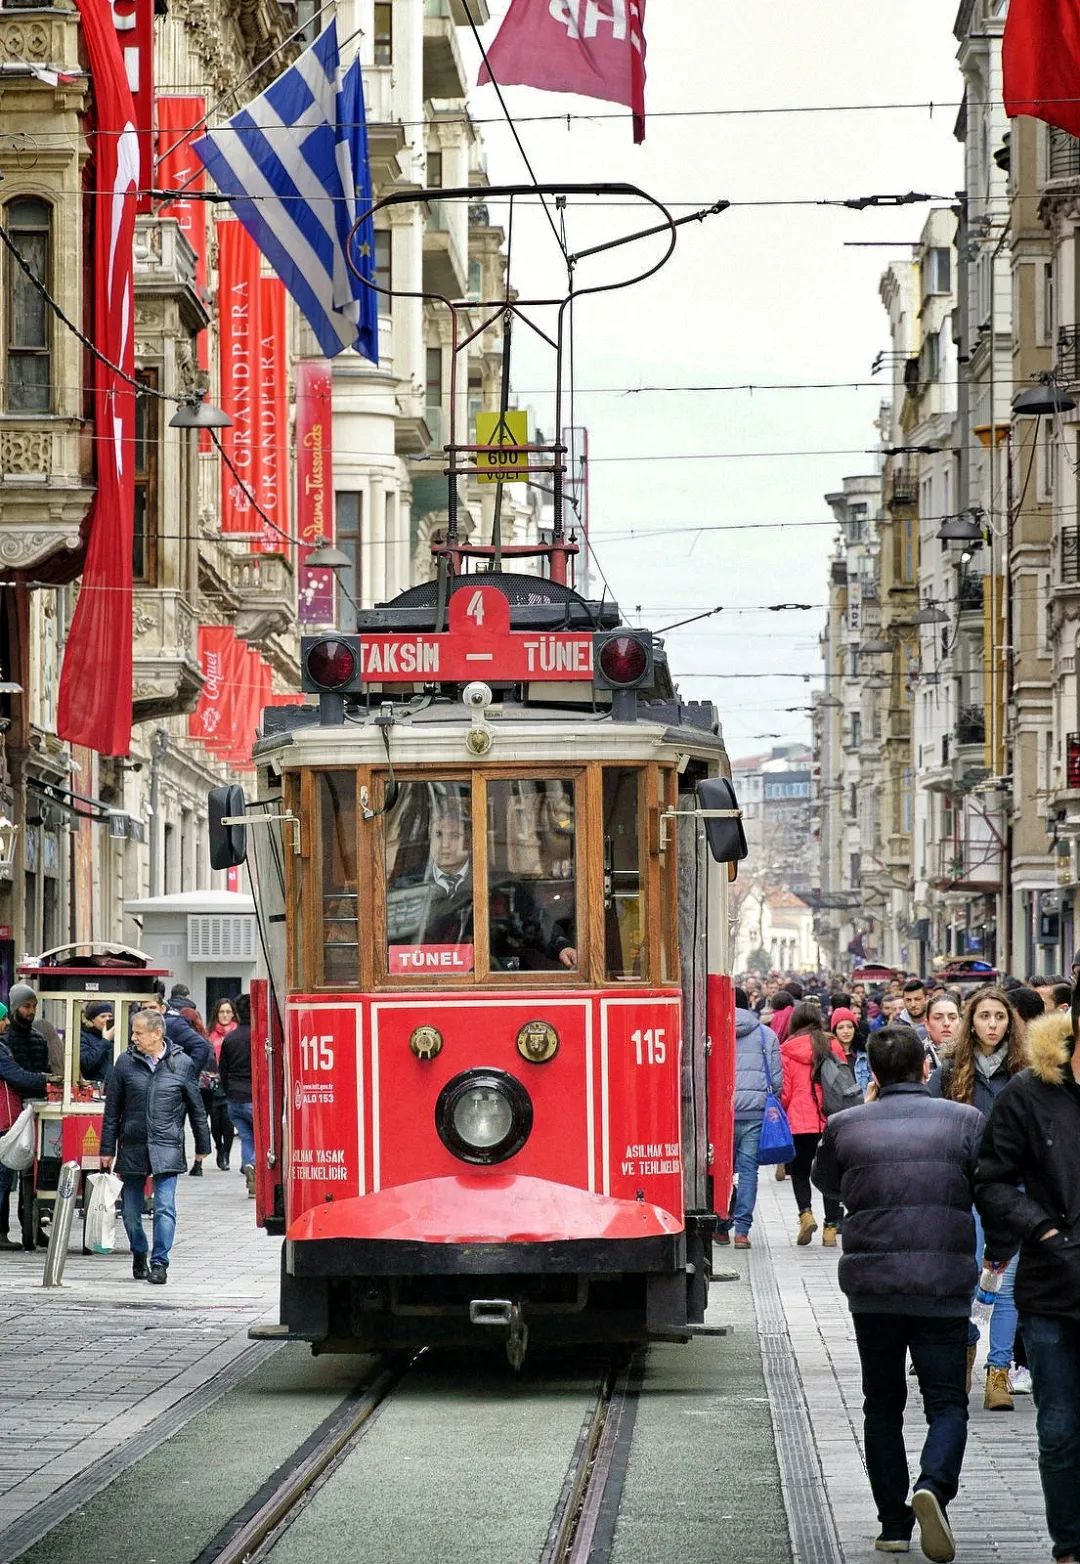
[0,417,92,570]
[886,463,917,511]
[1045,127,1080,192]
[394,390,433,457]
[957,567,984,615]
[133,217,207,332]
[956,703,986,747]
[0,8,83,87]
[423,198,469,298]
[423,0,468,100]
[1059,525,1080,589]
[229,552,295,644]
[364,65,407,177]
[132,588,202,722]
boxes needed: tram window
[486,779,577,973]
[383,780,474,974]
[603,769,645,980]
[319,772,359,986]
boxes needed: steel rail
[542,1351,645,1564]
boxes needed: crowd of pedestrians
[0,979,257,1275]
[736,961,1080,1564]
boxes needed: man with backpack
[812,1025,983,1562]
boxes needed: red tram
[213,574,745,1364]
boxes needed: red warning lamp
[301,635,362,693]
[594,632,653,690]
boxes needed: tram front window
[604,768,645,980]
[486,779,577,973]
[319,772,359,985]
[382,777,577,976]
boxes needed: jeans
[791,1132,842,1225]
[1021,1312,1080,1561]
[731,1117,762,1236]
[121,1173,178,1269]
[852,1311,969,1536]
[228,1102,255,1169]
[970,1207,1019,1365]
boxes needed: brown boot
[984,1366,1014,1411]
[965,1344,976,1395]
[774,1164,787,1181]
[797,1209,817,1246]
[821,1224,838,1247]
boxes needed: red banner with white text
[296,360,336,623]
[189,627,275,769]
[218,222,264,535]
[258,276,290,554]
[156,97,208,353]
[188,625,233,749]
[57,0,138,756]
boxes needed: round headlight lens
[452,1086,514,1149]
[436,1070,533,1165]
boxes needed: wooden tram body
[226,575,745,1362]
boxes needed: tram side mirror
[208,783,247,870]
[696,776,748,864]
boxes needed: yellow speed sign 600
[475,410,528,483]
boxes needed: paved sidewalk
[0,1152,279,1541]
[751,1166,1051,1563]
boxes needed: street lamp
[1011,378,1077,417]
[937,510,985,547]
[168,394,233,430]
[912,601,950,626]
[0,815,18,877]
[860,633,892,654]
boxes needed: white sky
[462,0,963,759]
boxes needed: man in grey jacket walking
[727,988,782,1250]
[813,1025,983,1562]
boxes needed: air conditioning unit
[187,914,257,961]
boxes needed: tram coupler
[469,1298,529,1370]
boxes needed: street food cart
[15,943,168,1247]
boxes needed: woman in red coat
[781,1003,848,1247]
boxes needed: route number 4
[631,1027,666,1066]
[300,1034,334,1071]
[466,589,485,626]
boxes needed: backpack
[815,1054,863,1118]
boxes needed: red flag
[57,0,139,755]
[479,0,646,142]
[1004,0,1080,138]
[218,221,264,536]
[188,625,233,750]
[257,277,290,555]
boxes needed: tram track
[541,1353,643,1564]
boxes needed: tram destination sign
[359,585,594,683]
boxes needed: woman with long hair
[929,984,1028,1411]
[203,997,238,1170]
[780,1003,848,1247]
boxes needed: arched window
[3,196,52,413]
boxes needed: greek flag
[194,22,378,362]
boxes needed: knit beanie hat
[7,983,35,1011]
[85,1002,114,1022]
[0,1002,7,1021]
[829,1007,858,1029]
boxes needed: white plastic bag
[0,1105,35,1172]
[84,1170,123,1255]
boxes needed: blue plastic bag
[755,1026,795,1165]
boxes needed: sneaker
[148,1263,167,1285]
[0,1235,21,1252]
[242,1164,256,1199]
[132,1254,149,1280]
[875,1537,911,1554]
[1009,1366,1032,1395]
[733,1234,751,1250]
[912,1488,955,1563]
[188,1161,203,1178]
[984,1366,1014,1411]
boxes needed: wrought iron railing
[957,704,986,746]
[1057,325,1080,385]
[1061,527,1080,584]
[1049,127,1080,181]
[958,568,984,610]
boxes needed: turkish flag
[57,0,139,755]
[479,0,646,143]
[1004,0,1080,138]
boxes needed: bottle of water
[970,1267,1002,1331]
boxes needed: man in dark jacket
[5,984,51,1088]
[0,1004,52,1251]
[975,1003,1080,1564]
[727,989,782,1249]
[79,1002,114,1085]
[218,994,256,1198]
[813,1025,983,1563]
[100,1008,210,1283]
[136,995,210,1074]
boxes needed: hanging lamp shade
[912,602,950,625]
[303,543,352,570]
[1011,382,1076,417]
[937,512,984,546]
[168,394,233,429]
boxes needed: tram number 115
[631,1028,667,1066]
[299,1034,335,1071]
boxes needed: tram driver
[388,808,577,972]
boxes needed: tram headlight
[435,1070,532,1165]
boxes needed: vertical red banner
[218,222,264,536]
[296,360,336,624]
[110,0,155,209]
[258,277,290,555]
[188,625,233,749]
[156,97,208,356]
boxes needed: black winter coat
[812,1082,983,1315]
[217,1024,252,1105]
[163,1011,210,1074]
[100,1042,211,1177]
[79,1025,112,1084]
[0,1040,48,1128]
[6,1017,49,1086]
[975,1013,1080,1320]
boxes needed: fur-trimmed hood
[1025,1012,1075,1086]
